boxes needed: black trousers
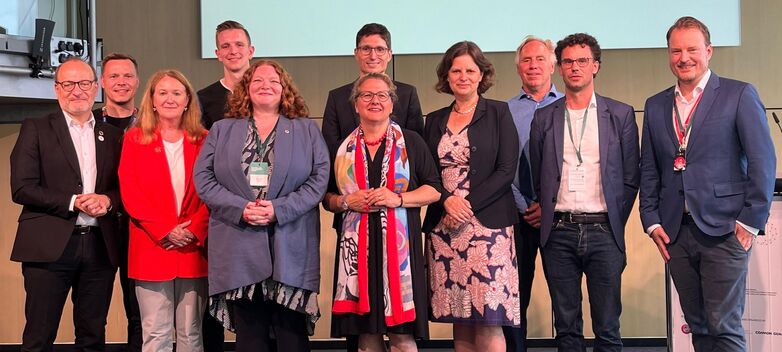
[503,217,540,352]
[21,228,116,352]
[230,296,310,352]
[202,307,226,352]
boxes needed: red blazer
[119,127,209,281]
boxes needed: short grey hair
[514,35,556,66]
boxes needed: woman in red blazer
[119,69,209,352]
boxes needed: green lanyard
[249,117,274,159]
[565,107,589,166]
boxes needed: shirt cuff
[69,195,78,212]
[736,221,760,236]
[646,224,662,237]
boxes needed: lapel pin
[98,136,105,142]
[98,130,104,136]
[155,146,162,153]
[284,129,290,134]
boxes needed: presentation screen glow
[199,0,740,58]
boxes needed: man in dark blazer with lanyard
[640,17,776,351]
[529,33,639,352]
[321,23,424,153]
[10,57,122,352]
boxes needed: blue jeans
[541,220,625,352]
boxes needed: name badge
[568,167,586,192]
[249,162,269,187]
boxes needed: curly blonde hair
[225,60,309,119]
[135,69,206,144]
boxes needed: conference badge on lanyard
[672,93,703,172]
[249,162,269,188]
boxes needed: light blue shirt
[508,84,563,212]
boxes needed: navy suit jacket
[639,73,776,239]
[194,117,330,295]
[530,95,640,252]
[10,111,122,266]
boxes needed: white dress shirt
[555,93,608,213]
[65,112,98,226]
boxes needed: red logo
[681,324,691,334]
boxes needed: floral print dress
[427,126,520,326]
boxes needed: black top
[422,97,520,233]
[328,129,440,338]
[197,80,230,130]
[321,80,424,154]
[92,108,135,131]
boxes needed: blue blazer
[639,73,776,239]
[194,117,330,295]
[530,95,640,252]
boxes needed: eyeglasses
[356,46,389,56]
[560,57,594,68]
[56,80,95,92]
[358,91,391,102]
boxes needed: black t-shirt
[197,80,230,130]
[92,107,135,132]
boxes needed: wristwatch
[340,196,349,211]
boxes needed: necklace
[363,131,386,146]
[453,102,477,115]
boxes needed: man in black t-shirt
[197,20,254,130]
[93,52,142,352]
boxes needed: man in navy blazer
[639,17,776,351]
[529,33,639,352]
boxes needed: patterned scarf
[332,121,415,326]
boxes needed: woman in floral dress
[422,41,521,352]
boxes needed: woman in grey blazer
[194,60,329,352]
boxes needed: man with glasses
[321,22,423,153]
[503,35,563,352]
[198,20,255,130]
[640,17,775,351]
[90,52,142,352]
[10,57,123,352]
[528,33,639,352]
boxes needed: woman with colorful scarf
[323,72,441,352]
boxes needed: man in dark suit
[10,58,122,352]
[640,17,776,351]
[321,23,423,154]
[529,33,639,352]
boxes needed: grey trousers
[669,221,750,352]
[136,278,208,352]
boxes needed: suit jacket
[639,72,776,239]
[194,116,330,295]
[422,97,519,233]
[529,95,640,252]
[118,128,209,281]
[10,111,122,266]
[322,80,424,153]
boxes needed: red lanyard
[673,92,703,146]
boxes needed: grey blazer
[194,116,330,295]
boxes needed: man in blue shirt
[503,35,563,352]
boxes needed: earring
[184,107,188,111]
[152,107,157,112]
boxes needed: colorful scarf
[332,121,415,326]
